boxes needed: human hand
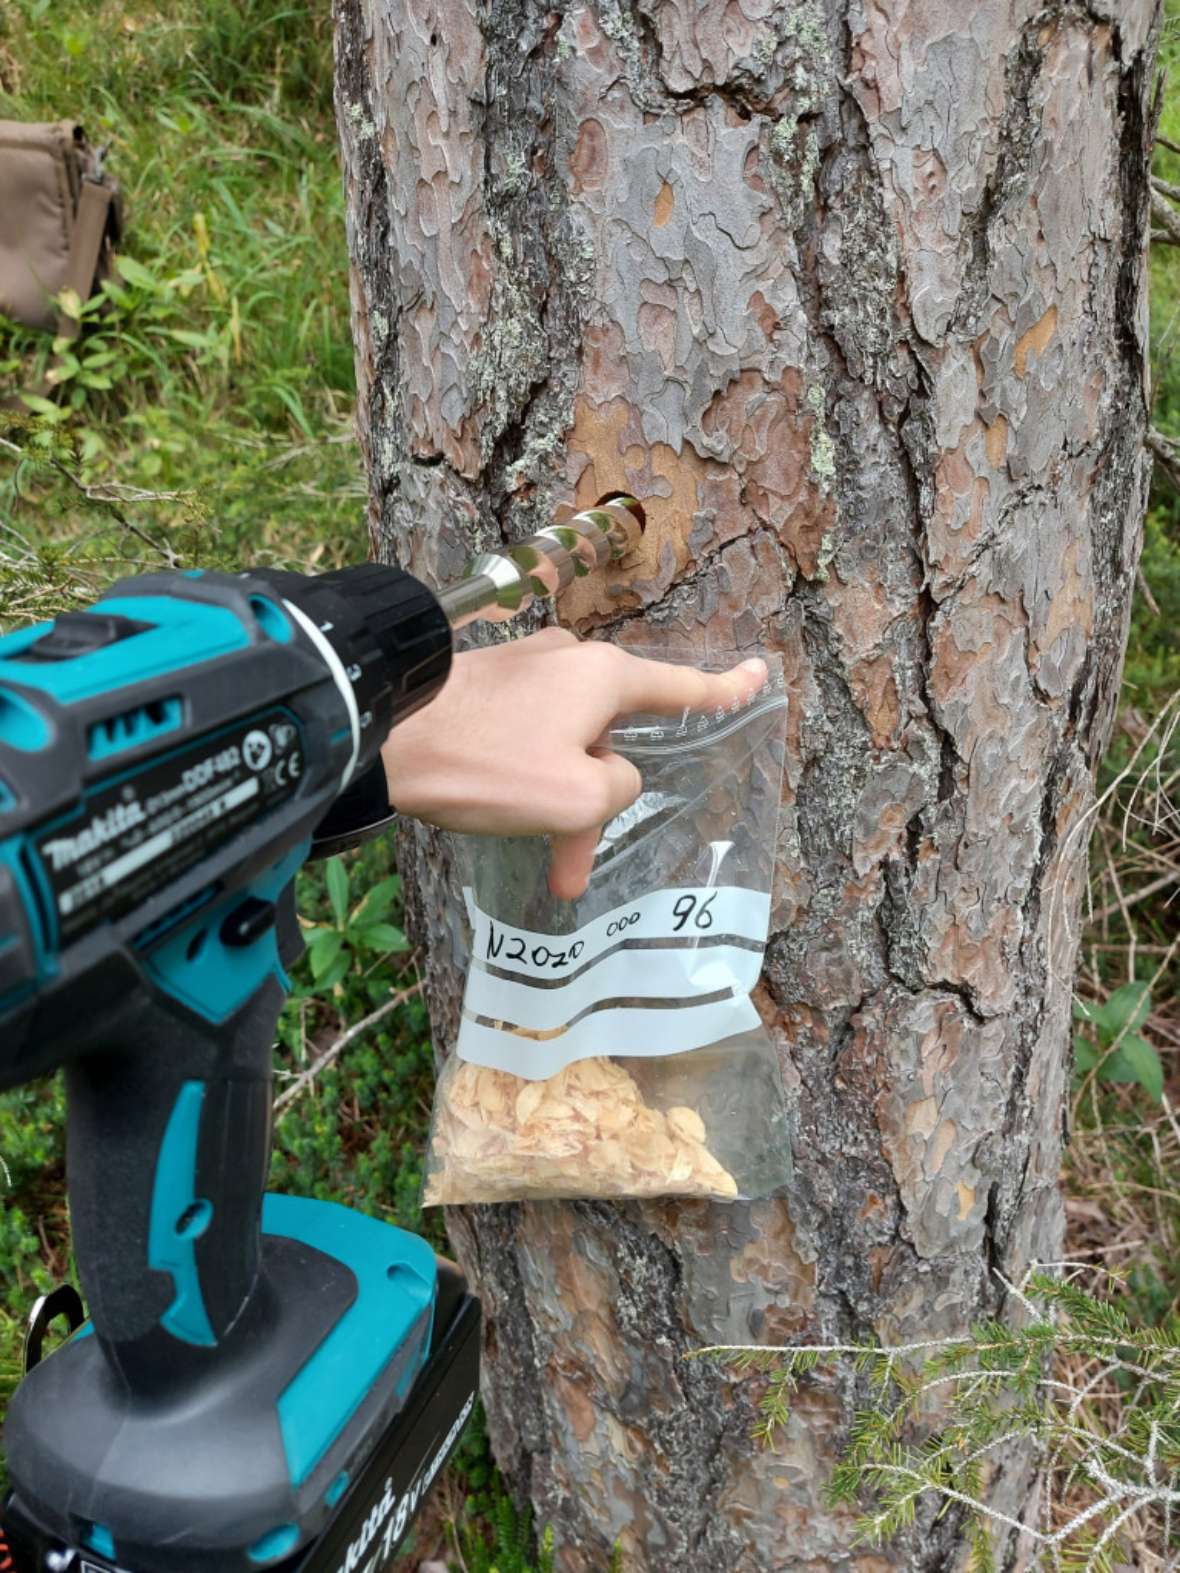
[381,628,768,900]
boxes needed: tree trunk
[333,2,1159,1567]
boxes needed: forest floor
[2,2,1180,1570]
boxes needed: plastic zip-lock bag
[423,649,791,1205]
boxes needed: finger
[518,625,580,651]
[612,652,769,717]
[590,749,644,819]
[548,752,642,901]
[548,828,599,900]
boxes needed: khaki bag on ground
[0,120,121,340]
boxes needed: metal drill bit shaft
[435,498,642,630]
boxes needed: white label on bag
[456,885,771,1080]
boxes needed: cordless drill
[0,499,641,1573]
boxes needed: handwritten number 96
[672,892,717,932]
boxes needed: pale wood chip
[427,1058,739,1202]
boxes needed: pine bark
[332,2,1160,1567]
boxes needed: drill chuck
[267,496,642,784]
[435,497,642,628]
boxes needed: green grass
[0,0,367,624]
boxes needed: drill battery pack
[2,1237,479,1573]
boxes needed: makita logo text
[335,1390,476,1573]
[41,801,146,870]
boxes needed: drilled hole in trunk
[595,491,646,532]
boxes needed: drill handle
[65,858,303,1392]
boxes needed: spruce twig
[702,1266,1180,1567]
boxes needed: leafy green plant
[0,1317,19,1414]
[1073,983,1164,1103]
[302,857,409,993]
[707,1269,1180,1572]
[268,842,440,1243]
[15,254,215,426]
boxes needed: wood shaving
[424,1056,739,1204]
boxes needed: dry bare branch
[1151,193,1180,246]
[272,981,424,1115]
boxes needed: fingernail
[738,657,767,677]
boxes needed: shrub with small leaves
[0,1080,67,1318]
[9,255,215,438]
[444,1412,624,1573]
[450,1492,555,1573]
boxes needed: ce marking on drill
[270,749,303,788]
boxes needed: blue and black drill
[0,498,641,1573]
